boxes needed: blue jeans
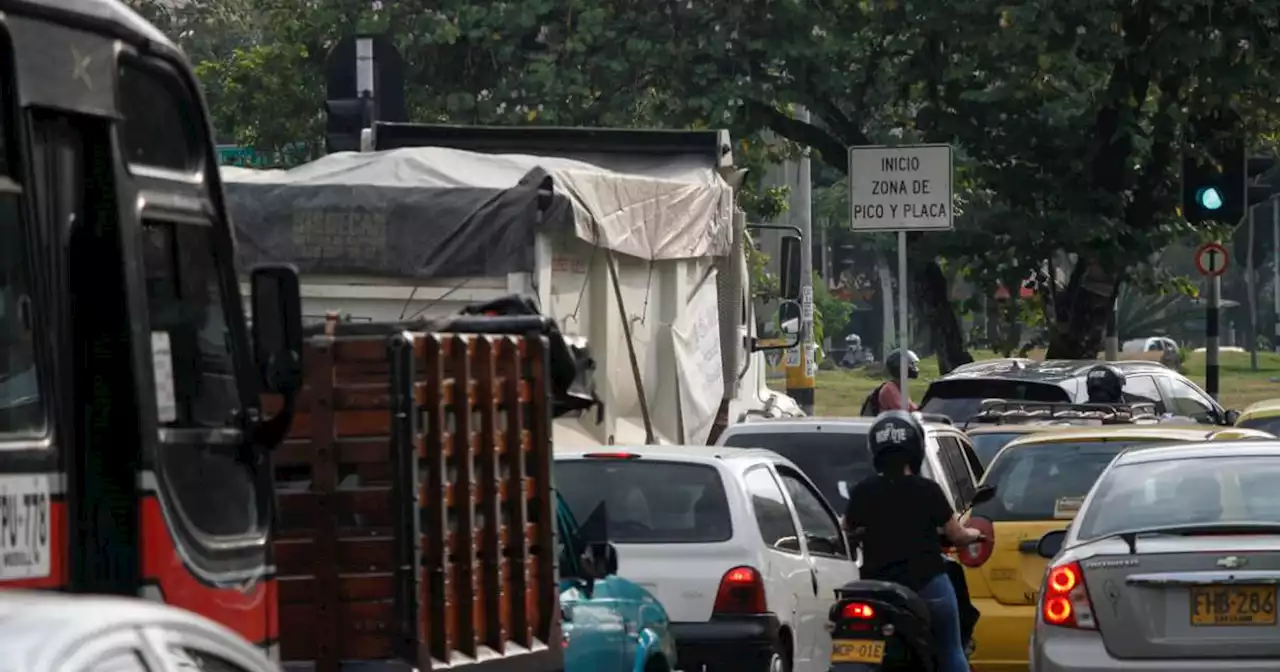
[917,572,970,672]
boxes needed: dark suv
[920,358,1238,426]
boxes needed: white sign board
[848,144,954,231]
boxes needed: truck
[272,309,598,671]
[0,2,606,671]
[221,124,806,449]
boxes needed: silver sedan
[1030,441,1280,671]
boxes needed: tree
[633,0,1280,363]
[148,0,1280,366]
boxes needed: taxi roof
[1001,424,1271,448]
[1240,398,1280,418]
[963,422,1082,436]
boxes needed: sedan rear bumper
[1032,626,1280,671]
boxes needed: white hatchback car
[554,446,859,672]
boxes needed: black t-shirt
[844,474,954,592]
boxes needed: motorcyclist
[842,411,981,672]
[1085,364,1125,404]
[859,348,919,415]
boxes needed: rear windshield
[967,432,1022,468]
[720,430,873,510]
[972,440,1163,522]
[1078,455,1280,539]
[1238,416,1280,435]
[921,379,1071,423]
[554,459,732,543]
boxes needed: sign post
[848,144,954,407]
[1194,241,1229,400]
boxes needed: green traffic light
[1196,186,1224,210]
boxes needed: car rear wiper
[1094,522,1280,555]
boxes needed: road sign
[1194,241,1230,277]
[848,144,954,231]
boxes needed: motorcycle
[829,489,994,671]
[838,334,876,370]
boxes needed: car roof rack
[961,399,1160,429]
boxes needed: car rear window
[967,432,1022,468]
[719,430,873,510]
[972,440,1163,522]
[1238,416,1280,435]
[1078,455,1280,540]
[921,379,1071,423]
[554,459,732,543]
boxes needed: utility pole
[1208,272,1222,399]
[1274,197,1279,352]
[785,107,816,415]
[1248,206,1259,370]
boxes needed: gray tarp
[222,147,733,279]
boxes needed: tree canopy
[129,0,1280,365]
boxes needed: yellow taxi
[961,424,1275,671]
[1235,397,1280,435]
[964,423,1074,469]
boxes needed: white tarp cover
[672,270,725,444]
[222,147,733,279]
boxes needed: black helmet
[868,410,926,476]
[885,349,920,379]
[1085,364,1125,402]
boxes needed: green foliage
[746,233,780,302]
[141,0,1280,358]
[812,273,852,343]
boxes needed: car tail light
[1041,560,1096,629]
[957,516,995,567]
[841,601,875,620]
[713,566,767,614]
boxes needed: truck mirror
[751,300,802,352]
[779,235,802,301]
[250,264,303,394]
[586,541,619,578]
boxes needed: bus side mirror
[250,264,303,395]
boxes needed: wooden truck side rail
[269,326,562,672]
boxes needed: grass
[813,350,1280,416]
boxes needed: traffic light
[324,96,372,153]
[1182,142,1278,225]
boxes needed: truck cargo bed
[270,327,562,672]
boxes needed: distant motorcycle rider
[859,349,920,415]
[843,411,982,672]
[1085,364,1125,405]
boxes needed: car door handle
[810,568,819,596]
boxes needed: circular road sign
[1194,241,1229,278]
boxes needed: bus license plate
[831,639,885,663]
[0,474,52,580]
